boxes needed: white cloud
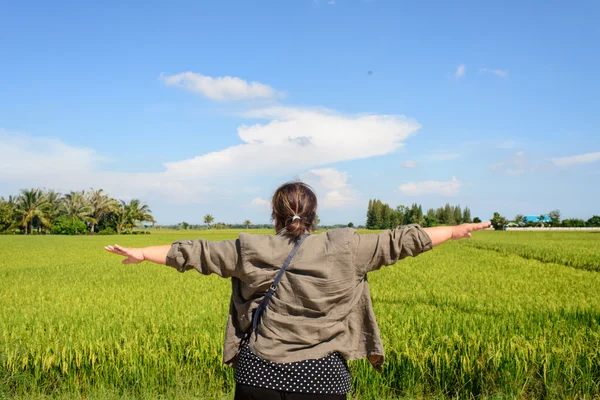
[480,68,509,78]
[159,72,280,101]
[0,130,212,204]
[1,106,420,205]
[328,0,335,4]
[455,64,466,78]
[0,131,100,180]
[163,106,421,179]
[250,197,271,209]
[299,168,359,209]
[398,176,462,196]
[426,152,460,161]
[401,160,418,168]
[550,152,600,167]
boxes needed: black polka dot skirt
[234,342,352,395]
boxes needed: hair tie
[291,215,301,222]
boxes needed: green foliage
[204,214,215,228]
[1,230,599,399]
[98,227,117,235]
[549,209,561,225]
[561,218,586,227]
[462,206,472,223]
[367,200,469,229]
[490,212,507,230]
[347,222,354,228]
[587,215,600,227]
[50,215,88,235]
[0,188,154,236]
[473,217,482,223]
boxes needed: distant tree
[87,189,118,234]
[366,200,376,229]
[397,205,409,226]
[314,214,320,227]
[125,199,154,227]
[16,188,50,235]
[0,196,18,233]
[423,215,439,227]
[562,218,586,228]
[443,203,455,225]
[347,222,354,228]
[204,214,214,229]
[62,191,93,225]
[514,214,525,225]
[244,219,252,229]
[181,221,190,230]
[587,215,600,227]
[473,217,482,223]
[372,200,383,228]
[462,207,472,223]
[42,189,63,232]
[453,205,462,226]
[491,212,507,231]
[549,209,561,226]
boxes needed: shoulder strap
[252,233,310,340]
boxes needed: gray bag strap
[251,233,310,340]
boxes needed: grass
[1,230,599,399]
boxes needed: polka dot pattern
[234,342,351,395]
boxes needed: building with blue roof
[522,215,552,224]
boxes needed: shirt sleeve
[352,224,433,274]
[165,238,242,278]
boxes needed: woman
[105,182,490,400]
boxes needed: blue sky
[1,0,598,225]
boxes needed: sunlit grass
[1,230,599,399]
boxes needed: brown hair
[271,181,318,239]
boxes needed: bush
[98,227,117,235]
[51,216,88,235]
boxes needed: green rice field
[1,230,599,399]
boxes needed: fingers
[114,244,133,256]
[104,244,129,256]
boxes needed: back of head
[271,181,318,239]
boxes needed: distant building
[522,215,552,224]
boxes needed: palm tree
[62,191,94,226]
[16,188,50,234]
[204,214,214,229]
[42,189,63,232]
[515,214,525,226]
[87,189,118,234]
[124,199,154,229]
[0,195,19,233]
[111,201,131,234]
[244,220,251,229]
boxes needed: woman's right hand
[451,222,492,239]
[104,244,145,264]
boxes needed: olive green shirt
[166,225,432,372]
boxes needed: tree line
[0,188,155,235]
[490,210,600,230]
[366,199,475,229]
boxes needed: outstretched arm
[423,222,491,247]
[105,239,242,277]
[104,244,171,265]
